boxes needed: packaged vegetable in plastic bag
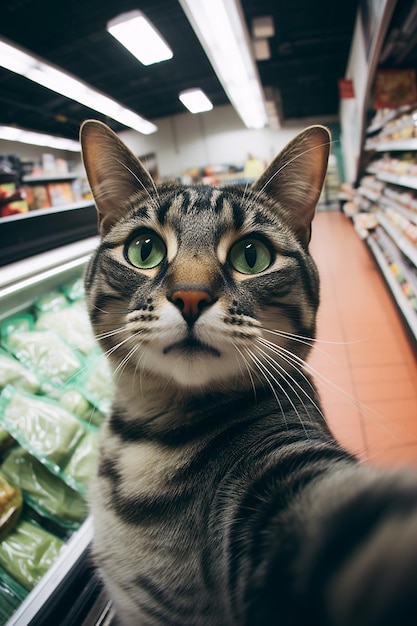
[0,519,64,591]
[35,303,97,355]
[46,386,106,427]
[0,566,28,625]
[0,349,40,394]
[1,315,33,338]
[33,290,68,313]
[2,328,83,387]
[80,354,114,415]
[2,448,87,529]
[60,276,85,302]
[0,387,85,473]
[63,430,99,492]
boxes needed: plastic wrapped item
[2,329,83,387]
[46,387,105,427]
[0,387,98,494]
[0,387,85,471]
[35,303,96,355]
[2,448,87,529]
[0,473,22,540]
[0,429,14,455]
[81,355,114,414]
[0,567,28,625]
[0,350,40,394]
[60,276,85,302]
[1,315,33,337]
[0,519,64,591]
[63,431,99,492]
[33,291,68,313]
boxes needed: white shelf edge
[6,518,93,626]
[376,210,417,268]
[375,171,417,191]
[367,236,417,341]
[358,186,380,202]
[379,196,417,226]
[365,138,417,152]
[22,173,78,183]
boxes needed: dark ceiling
[0,0,361,141]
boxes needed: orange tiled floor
[308,211,417,468]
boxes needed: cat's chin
[142,348,242,390]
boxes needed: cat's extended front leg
[247,464,417,626]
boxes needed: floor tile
[310,212,417,469]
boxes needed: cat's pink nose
[169,288,214,326]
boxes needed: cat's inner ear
[80,120,155,236]
[252,125,331,247]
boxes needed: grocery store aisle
[309,211,417,468]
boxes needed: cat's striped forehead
[119,183,279,245]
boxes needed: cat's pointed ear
[252,125,330,247]
[80,120,155,236]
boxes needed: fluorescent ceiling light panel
[0,39,157,135]
[179,0,267,129]
[179,88,213,113]
[0,126,81,151]
[107,11,173,66]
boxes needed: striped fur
[81,122,417,625]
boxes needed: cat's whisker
[113,344,141,379]
[255,340,324,426]
[95,326,129,342]
[241,345,290,430]
[261,326,364,347]
[253,343,315,436]
[261,337,417,450]
[257,337,320,399]
[261,326,355,364]
[232,343,258,402]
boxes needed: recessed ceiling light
[179,89,213,113]
[107,11,173,66]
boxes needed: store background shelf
[0,203,97,266]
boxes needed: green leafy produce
[2,448,87,526]
[0,519,64,590]
[4,329,82,386]
[0,389,85,469]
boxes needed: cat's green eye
[126,232,166,269]
[229,238,272,275]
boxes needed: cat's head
[80,121,329,392]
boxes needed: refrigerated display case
[0,228,115,625]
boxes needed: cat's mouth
[163,336,221,357]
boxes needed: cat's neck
[111,367,324,446]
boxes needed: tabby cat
[80,120,417,626]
